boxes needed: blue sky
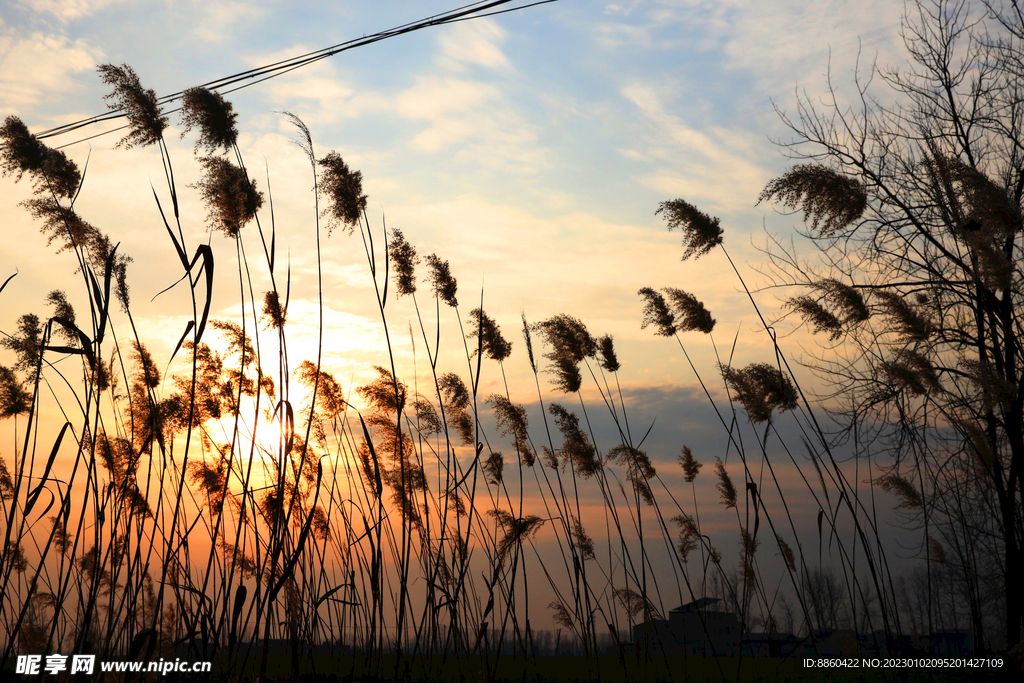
[0,0,925,625]
[1,0,909,387]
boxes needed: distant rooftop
[670,597,722,613]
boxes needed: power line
[31,0,560,149]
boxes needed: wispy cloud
[0,28,103,116]
[17,0,123,23]
[621,81,769,213]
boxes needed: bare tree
[756,0,1024,648]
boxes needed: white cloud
[0,29,103,115]
[621,82,769,211]
[436,18,511,72]
[387,19,545,170]
[593,0,906,95]
[188,0,269,45]
[246,45,389,125]
[17,0,122,22]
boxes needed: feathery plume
[671,513,700,562]
[663,287,715,333]
[638,287,675,336]
[656,198,724,259]
[468,308,512,362]
[721,362,799,423]
[180,87,238,153]
[613,588,660,622]
[424,253,458,307]
[193,156,263,237]
[714,457,737,508]
[880,349,941,397]
[0,367,32,419]
[759,164,867,237]
[522,312,536,373]
[776,535,796,573]
[46,290,76,345]
[572,516,596,561]
[0,116,81,199]
[486,394,534,466]
[412,396,444,434]
[678,445,702,483]
[489,509,545,565]
[261,290,287,329]
[739,526,760,585]
[550,601,574,629]
[1,314,42,380]
[388,228,418,296]
[357,366,406,414]
[534,314,595,393]
[549,403,600,478]
[813,279,869,323]
[318,151,367,235]
[296,360,347,420]
[484,450,504,485]
[786,295,843,340]
[873,291,932,343]
[438,372,474,445]
[131,341,161,389]
[97,64,168,148]
[607,443,656,505]
[876,473,922,509]
[596,334,620,373]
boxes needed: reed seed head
[638,287,675,336]
[46,290,76,345]
[261,290,287,329]
[678,445,702,483]
[671,514,700,563]
[549,402,600,478]
[424,253,458,307]
[468,308,512,362]
[297,360,347,420]
[656,198,724,260]
[759,164,867,237]
[720,362,799,423]
[880,349,941,397]
[357,366,407,414]
[714,457,737,508]
[97,64,168,149]
[776,535,796,572]
[607,444,655,504]
[535,314,595,393]
[180,87,239,153]
[876,472,922,509]
[193,156,264,237]
[1,314,42,381]
[663,287,715,334]
[388,228,418,296]
[572,516,596,561]
[521,312,536,373]
[412,396,443,434]
[596,334,620,373]
[812,279,869,324]
[486,394,534,466]
[786,295,843,340]
[873,290,932,343]
[484,450,504,485]
[0,366,32,419]
[318,151,367,235]
[0,116,81,199]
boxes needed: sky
[0,0,913,397]
[0,0,927,628]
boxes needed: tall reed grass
[0,65,948,681]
